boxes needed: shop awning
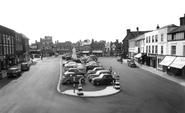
[134,53,142,58]
[159,56,176,66]
[169,57,185,69]
[92,50,102,53]
[82,51,89,53]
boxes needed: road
[0,56,184,113]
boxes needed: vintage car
[62,72,85,84]
[88,70,110,82]
[21,63,30,71]
[7,67,22,78]
[91,73,115,85]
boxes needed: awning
[159,56,176,66]
[169,57,185,69]
[134,53,142,58]
[82,51,89,53]
[92,50,102,53]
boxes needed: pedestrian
[109,66,112,74]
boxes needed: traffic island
[61,86,121,97]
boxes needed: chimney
[127,29,130,34]
[136,27,139,35]
[180,14,185,26]
[156,24,160,29]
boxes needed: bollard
[77,83,84,95]
[114,75,121,90]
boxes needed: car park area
[60,55,119,94]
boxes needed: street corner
[60,86,122,97]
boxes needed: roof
[168,25,185,34]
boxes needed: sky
[0,0,185,44]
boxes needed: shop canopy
[134,53,142,58]
[159,56,176,66]
[169,57,185,69]
[92,50,103,53]
[82,51,90,53]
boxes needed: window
[161,45,163,54]
[10,45,11,54]
[0,46,2,55]
[183,45,185,56]
[174,32,184,40]
[171,46,176,55]
[3,34,5,43]
[7,45,9,54]
[12,45,14,54]
[149,46,151,53]
[146,46,148,53]
[4,45,6,54]
[152,45,154,53]
[152,35,154,42]
[155,35,158,42]
[161,34,164,42]
[155,45,158,54]
[0,34,2,43]
[149,36,151,43]
[146,37,148,43]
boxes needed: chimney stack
[136,27,139,35]
[127,29,130,34]
[156,24,160,29]
[180,14,185,26]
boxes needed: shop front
[159,55,176,73]
[169,57,185,77]
[92,50,103,57]
[147,54,157,68]
[157,55,165,70]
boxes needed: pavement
[122,59,185,87]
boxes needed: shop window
[171,46,176,55]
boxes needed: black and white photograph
[0,0,185,113]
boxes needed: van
[21,63,30,71]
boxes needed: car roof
[64,71,75,75]
[96,70,109,73]
[99,73,111,77]
[9,67,19,70]
[65,63,77,66]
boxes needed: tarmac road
[0,56,184,113]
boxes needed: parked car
[91,73,115,85]
[62,60,75,67]
[62,72,85,84]
[87,66,104,75]
[128,62,137,67]
[7,67,22,78]
[21,63,30,71]
[88,70,110,82]
[86,62,102,72]
[63,63,77,72]
[64,68,85,76]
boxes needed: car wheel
[92,81,97,85]
[66,80,71,84]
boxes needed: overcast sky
[0,0,185,44]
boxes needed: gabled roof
[168,25,185,34]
